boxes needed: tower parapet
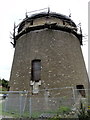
[14,12,82,46]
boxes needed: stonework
[9,12,89,97]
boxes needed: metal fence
[0,88,89,118]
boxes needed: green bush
[78,101,90,120]
[58,106,71,114]
[0,78,9,91]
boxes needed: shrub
[78,101,90,120]
[58,106,71,114]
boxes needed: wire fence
[0,88,89,118]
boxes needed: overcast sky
[0,0,89,80]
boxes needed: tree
[0,78,9,90]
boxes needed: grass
[0,96,75,119]
[58,106,71,114]
[0,105,72,118]
[0,101,2,115]
[0,100,89,119]
[0,88,2,91]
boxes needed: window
[63,20,65,25]
[30,20,33,25]
[31,59,41,82]
[76,85,86,97]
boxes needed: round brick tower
[9,12,89,98]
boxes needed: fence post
[72,88,76,103]
[29,96,32,118]
[4,98,7,113]
[19,92,22,117]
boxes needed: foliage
[78,101,90,120]
[48,116,61,120]
[58,106,71,114]
[87,110,90,118]
[0,78,9,91]
[48,106,71,120]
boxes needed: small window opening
[76,85,86,97]
[63,21,65,25]
[30,20,33,25]
[31,59,41,82]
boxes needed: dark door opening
[76,85,86,97]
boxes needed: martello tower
[9,11,88,97]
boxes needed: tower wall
[9,12,88,97]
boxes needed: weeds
[78,101,90,120]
